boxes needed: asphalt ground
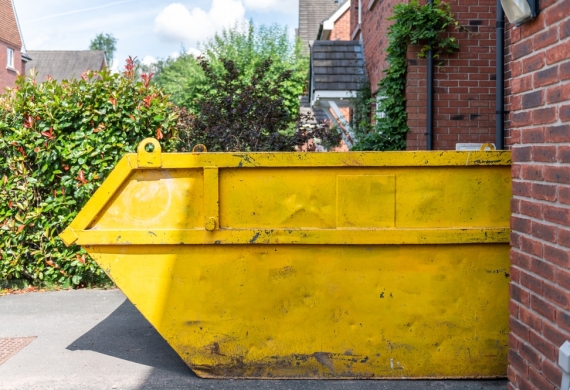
[0,289,507,390]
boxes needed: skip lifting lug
[137,138,162,168]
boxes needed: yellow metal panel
[395,167,511,228]
[60,156,133,246]
[219,168,337,229]
[218,167,510,230]
[61,141,512,379]
[90,169,204,230]
[89,243,509,378]
[337,175,395,228]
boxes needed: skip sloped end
[59,228,78,246]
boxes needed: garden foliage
[175,57,341,152]
[153,21,308,119]
[350,81,373,143]
[0,58,177,287]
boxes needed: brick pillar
[360,0,402,93]
[505,0,570,388]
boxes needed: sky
[13,0,299,70]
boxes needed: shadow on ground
[67,299,508,389]
[66,299,194,376]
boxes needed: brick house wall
[350,0,359,39]
[353,0,402,93]
[505,0,570,389]
[330,7,351,41]
[406,0,497,150]
[328,6,352,125]
[352,0,497,150]
[0,0,25,91]
[0,40,24,90]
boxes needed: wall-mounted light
[500,0,539,26]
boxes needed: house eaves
[11,0,25,52]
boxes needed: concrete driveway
[0,289,507,390]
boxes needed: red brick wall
[330,8,351,41]
[0,40,22,91]
[350,0,360,39]
[406,0,497,150]
[505,1,570,389]
[360,0,402,93]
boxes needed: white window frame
[7,48,14,69]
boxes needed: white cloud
[141,55,157,65]
[243,0,298,13]
[154,0,245,46]
[185,48,201,58]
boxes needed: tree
[153,21,308,118]
[147,53,206,111]
[174,57,340,153]
[89,33,117,67]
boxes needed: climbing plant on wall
[351,0,460,151]
[350,81,373,142]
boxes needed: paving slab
[0,289,507,390]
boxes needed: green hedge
[0,59,177,288]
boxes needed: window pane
[7,49,14,68]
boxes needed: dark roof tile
[309,40,366,98]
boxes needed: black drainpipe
[426,0,434,150]
[496,1,505,150]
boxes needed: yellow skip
[61,138,512,379]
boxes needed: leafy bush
[174,57,341,152]
[350,81,373,143]
[0,58,177,288]
[153,21,308,119]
